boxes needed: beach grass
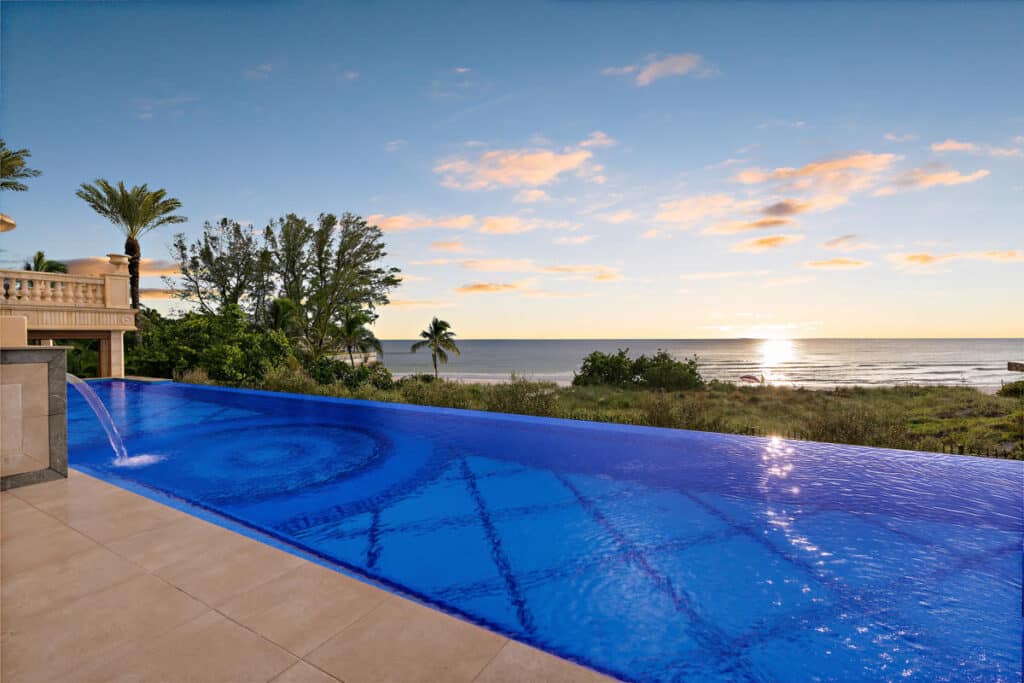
[240,368,1023,458]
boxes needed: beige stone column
[107,330,125,378]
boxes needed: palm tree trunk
[124,236,141,310]
[348,347,355,366]
[432,351,438,379]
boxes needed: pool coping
[1,469,618,682]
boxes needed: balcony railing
[1,271,110,307]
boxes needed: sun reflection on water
[758,338,796,383]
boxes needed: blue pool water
[68,381,1023,682]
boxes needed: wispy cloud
[367,213,475,232]
[760,199,813,216]
[456,282,522,294]
[702,217,792,235]
[338,70,360,82]
[730,234,804,252]
[479,216,538,234]
[384,139,406,152]
[822,234,877,252]
[598,210,636,224]
[430,240,466,253]
[930,138,1021,158]
[874,166,989,196]
[435,133,608,190]
[135,95,198,121]
[888,249,1024,271]
[65,257,178,277]
[139,287,177,300]
[554,235,594,246]
[764,275,815,287]
[514,189,550,203]
[804,257,870,270]
[242,63,275,80]
[884,132,917,143]
[655,193,758,227]
[756,119,806,129]
[579,131,615,148]
[603,52,714,86]
[680,270,771,281]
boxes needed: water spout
[66,375,163,467]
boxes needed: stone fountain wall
[1,316,68,490]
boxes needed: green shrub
[260,359,324,395]
[640,392,681,428]
[997,380,1024,398]
[573,348,704,390]
[573,349,636,387]
[398,377,473,409]
[485,375,559,416]
[801,400,909,448]
[633,350,705,390]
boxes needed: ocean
[378,338,1024,391]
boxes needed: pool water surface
[67,380,1023,682]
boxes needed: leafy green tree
[170,218,270,315]
[23,251,68,273]
[411,317,460,379]
[1,139,42,192]
[76,180,187,310]
[266,297,302,338]
[337,308,383,366]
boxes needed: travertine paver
[1,470,618,682]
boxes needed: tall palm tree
[338,308,383,366]
[410,317,459,379]
[75,180,186,310]
[23,251,67,273]
[0,139,42,192]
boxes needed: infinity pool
[67,380,1023,682]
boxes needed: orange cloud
[435,147,592,190]
[734,153,898,185]
[367,214,475,232]
[455,282,520,294]
[931,139,980,153]
[636,54,706,86]
[822,234,877,252]
[64,257,179,277]
[804,258,869,270]
[462,259,536,272]
[761,199,813,216]
[655,193,757,226]
[888,250,1024,269]
[430,240,465,252]
[479,216,537,234]
[702,217,792,235]
[139,287,178,300]
[874,167,989,196]
[731,234,804,252]
[542,264,621,281]
[514,189,550,203]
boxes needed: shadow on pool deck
[0,470,617,682]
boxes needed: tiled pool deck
[1,470,616,682]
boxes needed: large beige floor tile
[1,545,143,622]
[80,610,297,683]
[0,521,99,579]
[62,495,187,543]
[219,562,389,656]
[0,573,208,681]
[105,514,252,572]
[474,641,619,683]
[307,596,507,683]
[0,494,63,543]
[272,661,343,683]
[155,532,305,606]
[8,471,114,511]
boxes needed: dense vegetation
[573,348,705,390]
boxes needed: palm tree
[23,251,68,273]
[411,317,460,379]
[75,180,186,310]
[1,139,42,192]
[338,308,383,366]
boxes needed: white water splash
[66,374,164,467]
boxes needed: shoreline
[389,372,1008,394]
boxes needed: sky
[1,0,1022,339]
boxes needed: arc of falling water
[66,374,162,467]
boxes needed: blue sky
[2,0,1022,338]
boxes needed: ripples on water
[380,338,1024,389]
